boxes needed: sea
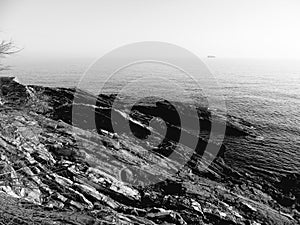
[2,57,300,178]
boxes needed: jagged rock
[241,202,257,213]
[190,198,204,216]
[0,77,297,225]
[146,208,187,225]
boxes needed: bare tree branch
[0,40,20,72]
[0,40,18,55]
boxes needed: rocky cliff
[0,77,298,224]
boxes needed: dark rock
[0,77,297,225]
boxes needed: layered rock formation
[0,77,298,224]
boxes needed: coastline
[0,77,299,224]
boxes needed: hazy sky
[1,0,300,59]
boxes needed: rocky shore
[0,77,299,224]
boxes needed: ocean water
[205,59,300,177]
[3,57,300,177]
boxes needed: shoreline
[0,76,299,224]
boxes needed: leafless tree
[0,40,19,71]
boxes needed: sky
[1,0,300,60]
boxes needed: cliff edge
[0,77,298,224]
